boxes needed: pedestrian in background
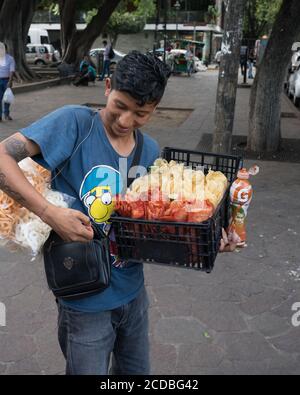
[215,48,222,67]
[98,40,112,81]
[185,44,194,76]
[248,48,255,79]
[73,55,96,86]
[0,42,15,122]
[240,45,248,78]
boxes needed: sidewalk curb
[238,83,252,89]
[13,76,74,95]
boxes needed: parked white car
[89,48,126,72]
[26,44,60,65]
[287,65,300,107]
[291,50,300,71]
[43,44,61,63]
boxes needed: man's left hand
[7,81,13,88]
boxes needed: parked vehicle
[148,48,165,61]
[287,65,300,107]
[285,42,300,106]
[26,44,60,65]
[291,49,300,71]
[43,44,61,63]
[89,48,126,73]
[27,28,50,45]
[167,49,207,74]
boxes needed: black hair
[103,40,108,45]
[111,51,171,106]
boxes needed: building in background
[145,0,224,62]
[30,1,225,63]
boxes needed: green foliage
[86,0,155,40]
[37,0,106,13]
[36,0,155,41]
[255,0,282,23]
[36,0,55,10]
[244,0,283,39]
[131,0,155,18]
[205,5,220,24]
[106,12,146,35]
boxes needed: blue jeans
[100,60,111,80]
[57,287,150,375]
[248,61,254,78]
[0,78,10,118]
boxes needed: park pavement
[0,70,300,375]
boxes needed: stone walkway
[0,71,300,375]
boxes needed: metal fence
[148,11,206,24]
[32,10,86,24]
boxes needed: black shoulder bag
[43,128,144,301]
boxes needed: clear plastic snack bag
[0,158,75,256]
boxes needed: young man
[99,40,112,81]
[185,44,194,76]
[0,51,171,375]
[0,42,15,121]
[0,51,236,375]
[74,55,96,86]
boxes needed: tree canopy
[0,0,122,78]
[243,0,283,39]
[86,0,155,45]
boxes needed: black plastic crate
[111,148,242,272]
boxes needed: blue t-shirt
[20,105,160,312]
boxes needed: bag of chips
[0,158,75,256]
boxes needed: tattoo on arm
[0,173,26,205]
[4,138,30,163]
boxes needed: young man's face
[103,78,157,138]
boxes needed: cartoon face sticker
[80,166,123,224]
[84,186,114,223]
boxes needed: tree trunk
[59,0,77,56]
[248,0,300,152]
[212,0,247,154]
[61,0,122,67]
[0,0,39,81]
[110,33,119,48]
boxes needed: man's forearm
[0,156,51,218]
[0,138,52,219]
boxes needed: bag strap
[127,130,144,187]
[51,111,144,188]
[50,111,98,183]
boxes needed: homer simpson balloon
[80,165,123,225]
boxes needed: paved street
[0,71,300,375]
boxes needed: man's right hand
[41,205,94,242]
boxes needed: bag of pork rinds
[0,158,75,257]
